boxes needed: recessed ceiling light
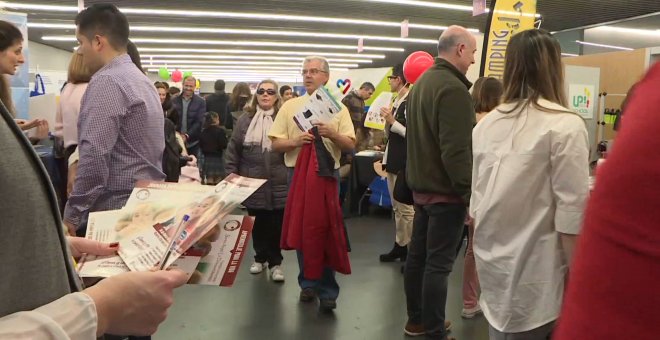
[4,2,477,32]
[44,36,405,52]
[29,22,436,44]
[575,40,633,51]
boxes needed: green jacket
[406,58,475,204]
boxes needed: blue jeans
[287,167,341,301]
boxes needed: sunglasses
[387,76,400,80]
[256,88,277,96]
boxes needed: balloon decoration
[195,79,201,89]
[171,69,183,83]
[183,71,193,80]
[158,67,170,80]
[403,51,434,84]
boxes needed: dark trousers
[247,208,284,268]
[404,203,466,340]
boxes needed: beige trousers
[386,172,415,246]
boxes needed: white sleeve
[390,121,406,138]
[551,118,590,235]
[0,292,98,339]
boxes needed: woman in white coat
[470,29,589,340]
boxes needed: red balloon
[171,69,183,82]
[403,51,434,84]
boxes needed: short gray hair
[302,56,330,73]
[437,34,460,55]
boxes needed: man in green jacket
[403,25,477,340]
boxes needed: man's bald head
[436,25,477,75]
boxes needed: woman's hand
[67,236,119,260]
[15,118,42,131]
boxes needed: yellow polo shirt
[268,95,355,169]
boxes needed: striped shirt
[64,54,165,228]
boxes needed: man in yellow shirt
[269,56,355,311]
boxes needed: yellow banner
[482,0,537,79]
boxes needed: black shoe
[299,288,317,303]
[319,299,337,312]
[380,243,408,262]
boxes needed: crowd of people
[1,3,660,340]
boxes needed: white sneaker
[271,265,285,282]
[461,305,483,319]
[250,262,266,274]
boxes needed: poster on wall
[568,84,595,119]
[328,67,392,107]
[2,12,29,118]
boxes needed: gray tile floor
[155,213,490,340]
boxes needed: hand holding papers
[77,174,265,287]
[293,87,342,132]
[364,92,393,131]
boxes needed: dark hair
[169,86,181,96]
[230,82,251,112]
[360,82,376,91]
[214,79,225,91]
[392,63,407,84]
[155,82,171,106]
[75,4,129,51]
[279,85,292,97]
[0,20,23,115]
[473,77,503,113]
[203,111,220,129]
[163,99,180,129]
[500,29,570,114]
[126,40,143,73]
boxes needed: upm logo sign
[569,84,595,119]
[572,87,591,110]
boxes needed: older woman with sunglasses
[225,80,288,282]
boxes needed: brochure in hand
[77,174,265,286]
[293,86,343,132]
[364,92,393,131]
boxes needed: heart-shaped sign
[336,78,352,95]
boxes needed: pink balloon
[171,69,183,82]
[403,51,434,84]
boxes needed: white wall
[27,41,73,94]
[467,33,485,84]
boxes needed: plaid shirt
[64,54,165,228]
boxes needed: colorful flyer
[364,92,393,130]
[117,175,266,272]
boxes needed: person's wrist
[83,286,113,337]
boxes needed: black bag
[393,169,414,205]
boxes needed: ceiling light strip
[592,26,660,37]
[6,2,477,32]
[138,48,385,59]
[141,54,373,63]
[143,60,358,67]
[362,0,541,18]
[43,36,405,52]
[575,40,634,51]
[29,22,436,44]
